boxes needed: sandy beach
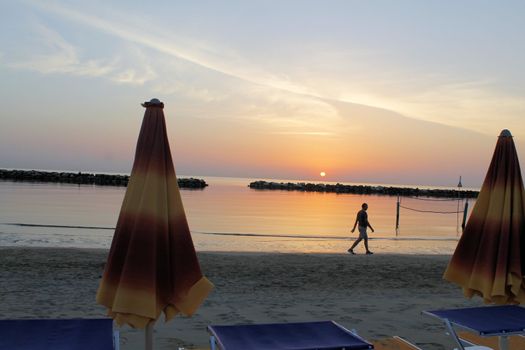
[0,247,484,350]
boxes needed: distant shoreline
[0,169,208,189]
[249,180,478,198]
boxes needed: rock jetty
[249,180,478,198]
[0,169,208,189]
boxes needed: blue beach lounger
[423,305,525,350]
[0,318,119,350]
[207,320,374,350]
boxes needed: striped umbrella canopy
[444,129,525,304]
[97,99,213,330]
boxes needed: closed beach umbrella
[444,129,525,304]
[96,99,213,347]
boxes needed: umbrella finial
[500,129,512,137]
[141,98,164,108]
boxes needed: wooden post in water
[461,200,469,233]
[456,176,463,235]
[395,196,400,236]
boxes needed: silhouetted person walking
[348,203,374,255]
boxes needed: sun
[320,171,326,177]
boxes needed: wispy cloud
[9,21,116,78]
[359,78,525,134]
[17,0,525,137]
[7,20,158,86]
[151,81,227,103]
[110,46,157,85]
[311,69,525,136]
[270,131,335,136]
[22,1,324,98]
[233,86,341,132]
[13,1,334,126]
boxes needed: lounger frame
[422,307,525,350]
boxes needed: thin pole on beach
[146,321,154,350]
[461,200,469,233]
[395,196,400,236]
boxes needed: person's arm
[368,222,374,232]
[351,214,358,232]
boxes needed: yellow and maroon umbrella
[444,129,525,304]
[96,99,213,335]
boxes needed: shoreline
[0,247,480,350]
[0,245,456,256]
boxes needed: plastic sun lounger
[372,336,422,350]
[207,320,374,350]
[458,331,525,350]
[423,305,525,350]
[0,318,119,350]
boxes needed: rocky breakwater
[0,169,208,189]
[249,180,478,198]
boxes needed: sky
[1,0,524,187]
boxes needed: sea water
[0,177,476,254]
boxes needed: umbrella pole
[145,321,154,350]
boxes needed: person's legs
[348,237,362,253]
[364,237,373,254]
[349,227,368,254]
[358,226,373,254]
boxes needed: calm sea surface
[0,177,476,254]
